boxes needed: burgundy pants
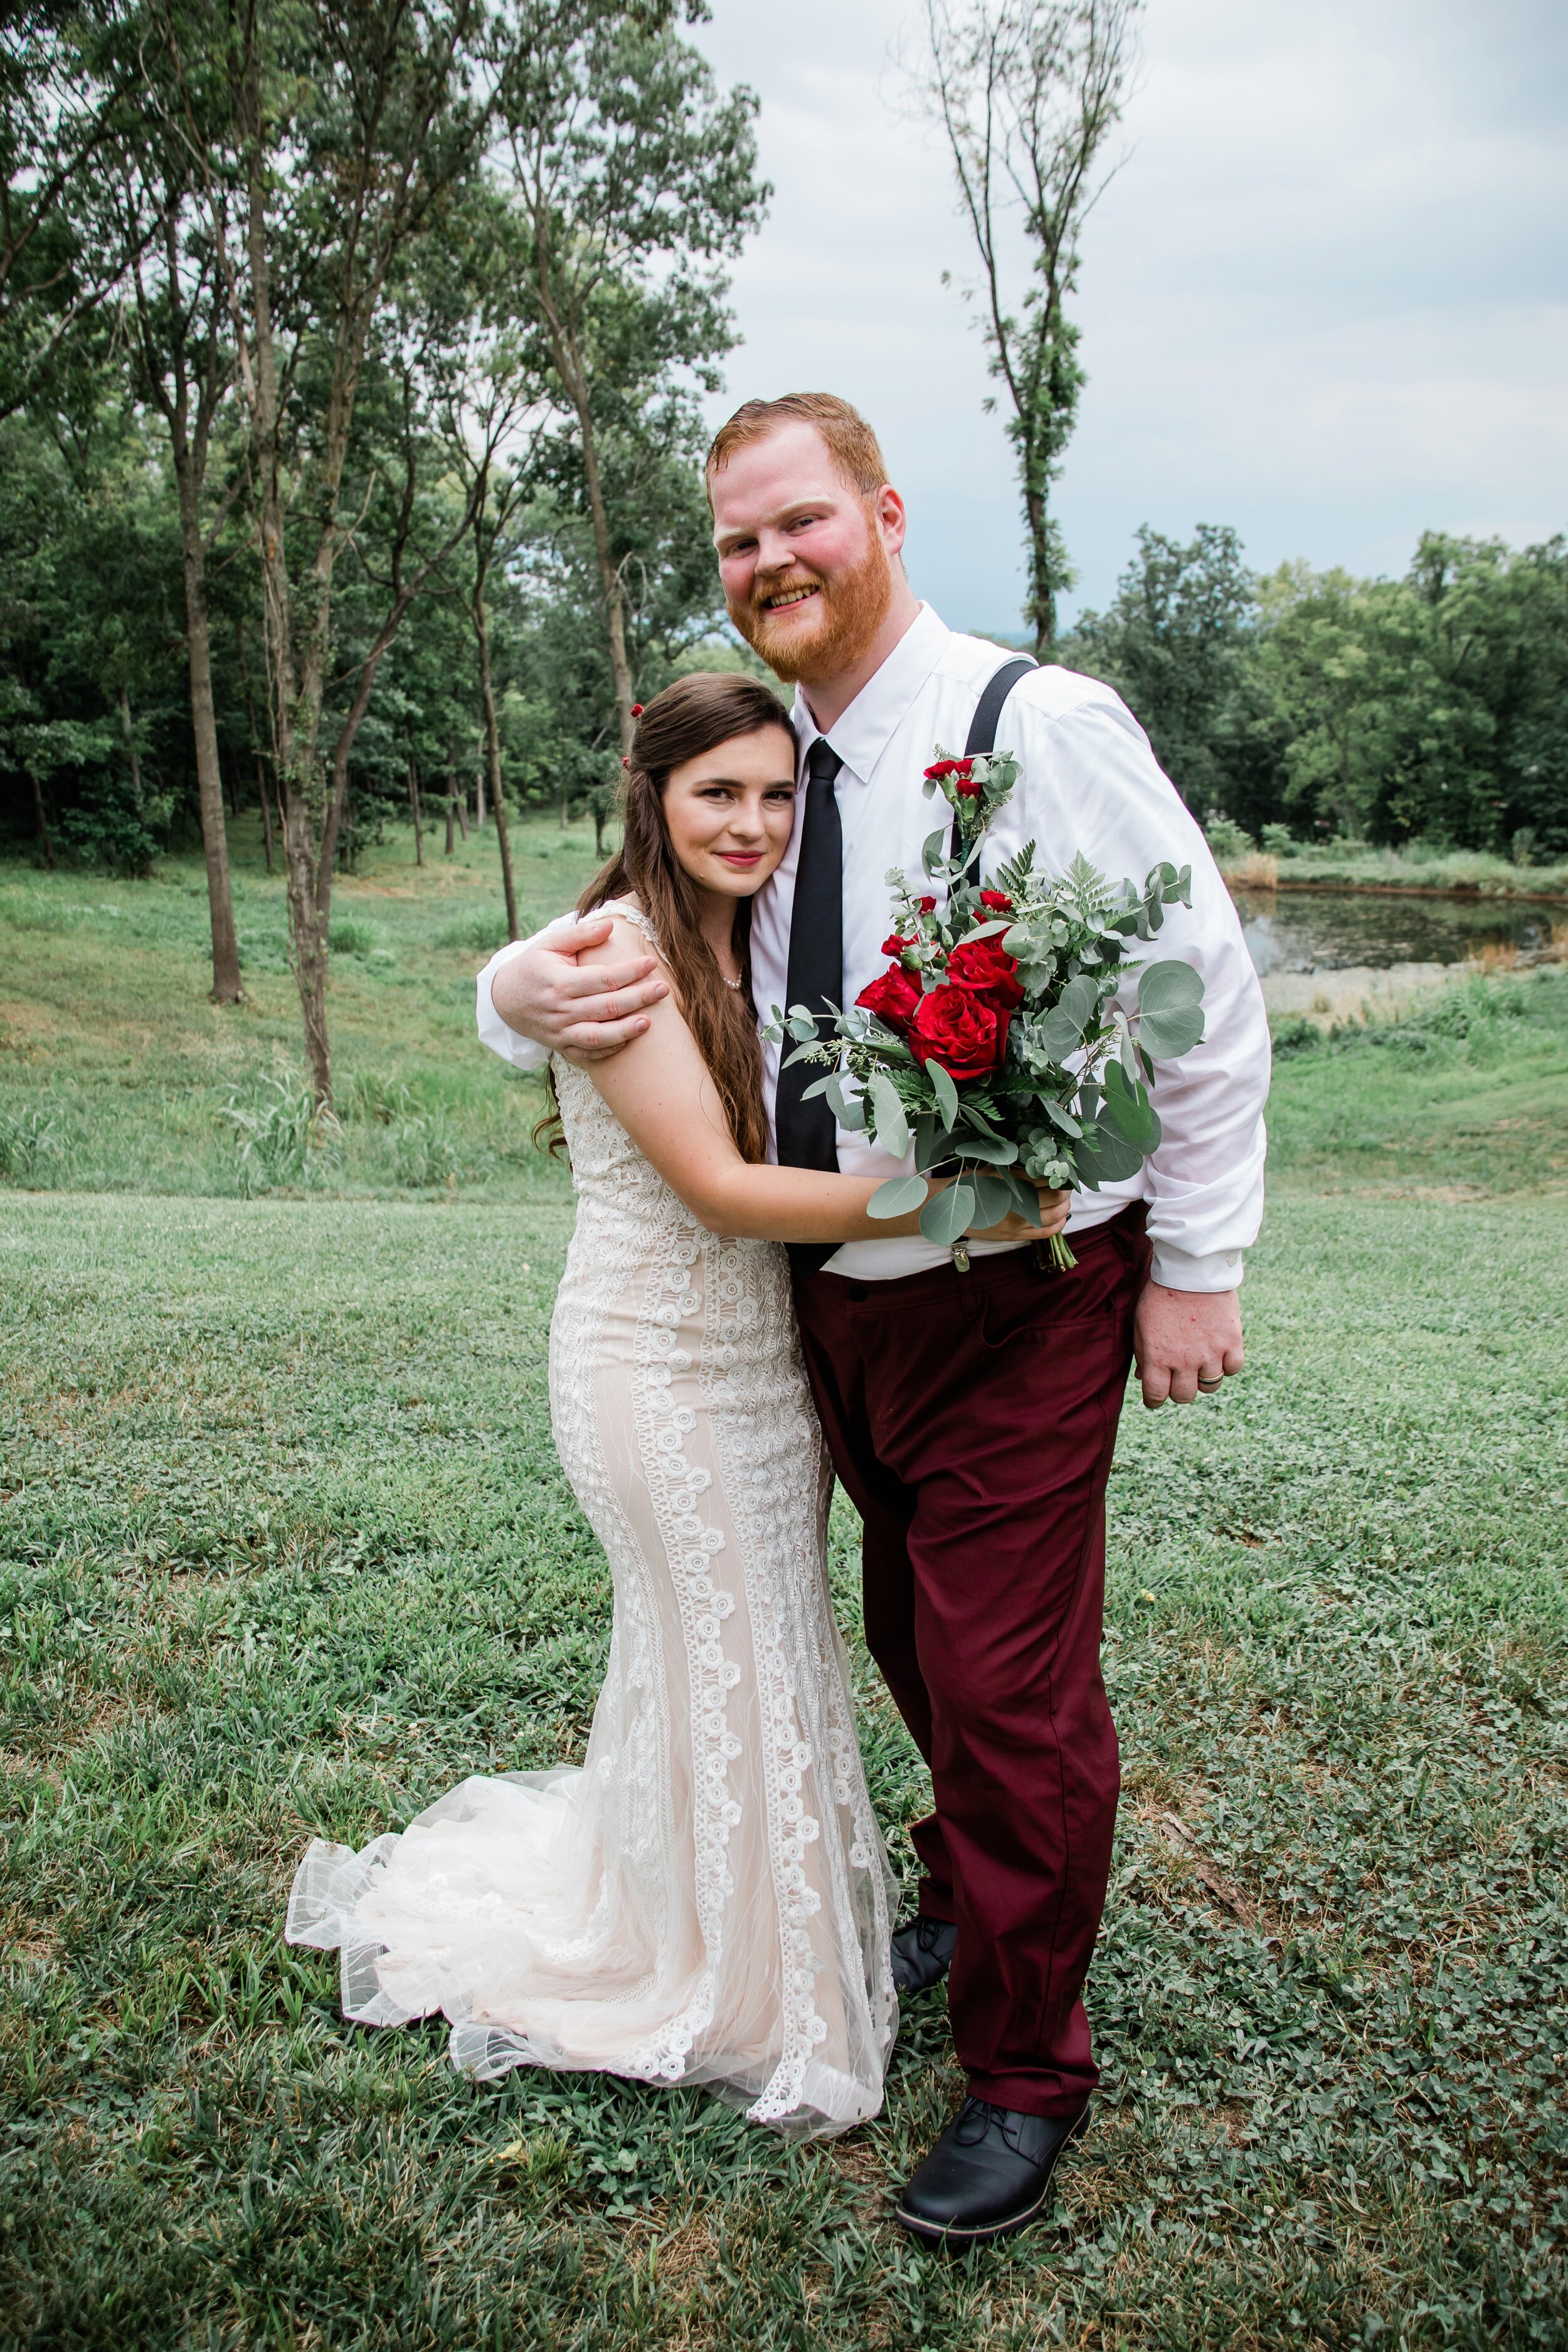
[793,1205,1150,2118]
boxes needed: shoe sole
[893,2106,1091,2250]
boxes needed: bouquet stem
[1037,1232,1078,1274]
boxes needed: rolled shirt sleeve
[1001,676,1271,1293]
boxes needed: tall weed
[0,1108,56,1182]
[215,1071,339,1195]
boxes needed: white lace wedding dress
[287,908,897,2137]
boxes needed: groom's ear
[873,482,909,561]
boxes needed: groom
[479,393,1270,2245]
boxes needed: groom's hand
[1133,1283,1244,1408]
[491,914,669,1059]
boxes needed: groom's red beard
[726,526,894,685]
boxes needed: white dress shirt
[477,603,1270,1290]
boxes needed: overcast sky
[693,0,1568,635]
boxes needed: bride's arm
[573,922,1062,1246]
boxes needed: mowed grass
[2,843,1567,2348]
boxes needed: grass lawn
[3,837,1567,2347]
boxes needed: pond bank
[1217,847,1568,901]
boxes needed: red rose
[881,931,913,959]
[980,889,1012,913]
[916,894,936,913]
[946,934,1024,1012]
[856,962,922,1034]
[908,983,1010,1080]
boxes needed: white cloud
[693,0,1567,630]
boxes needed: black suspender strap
[950,653,1037,862]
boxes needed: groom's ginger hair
[704,393,889,502]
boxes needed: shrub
[215,1071,338,1195]
[1268,1016,1322,1060]
[392,1108,461,1189]
[435,910,509,954]
[1259,823,1295,856]
[0,1107,56,1182]
[1204,813,1254,863]
[329,918,381,957]
[341,1071,419,1125]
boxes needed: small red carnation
[630,703,644,716]
[980,889,1013,913]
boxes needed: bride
[287,672,1065,2139]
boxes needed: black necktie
[775,737,842,1175]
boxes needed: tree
[181,0,500,1106]
[115,45,245,997]
[500,0,766,753]
[1067,524,1255,810]
[0,3,154,419]
[912,0,1140,651]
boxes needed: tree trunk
[408,758,423,866]
[173,451,242,1001]
[257,756,275,872]
[445,792,455,854]
[578,406,635,756]
[473,585,519,940]
[29,770,56,869]
[474,746,486,828]
[117,684,145,815]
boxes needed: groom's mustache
[744,566,829,620]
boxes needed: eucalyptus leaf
[1034,968,1101,1063]
[921,828,948,877]
[780,1041,822,1068]
[919,1180,976,1246]
[867,1174,928,1219]
[969,1172,1015,1228]
[869,1071,910,1162]
[1138,958,1204,1012]
[1101,1058,1162,1152]
[928,1059,960,1130]
[1074,1121,1146,1189]
[800,1074,834,1100]
[955,1133,1018,1165]
[1138,958,1205,1057]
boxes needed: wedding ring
[1196,1376,1223,1393]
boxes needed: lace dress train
[287,919,897,2137]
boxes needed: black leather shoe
[895,2097,1090,2248]
[890,1915,958,1996]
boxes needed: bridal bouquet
[766,745,1207,1269]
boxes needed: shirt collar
[790,602,951,780]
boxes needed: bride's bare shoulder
[573,896,667,973]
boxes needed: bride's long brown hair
[539,671,795,1165]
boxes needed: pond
[1231,886,1562,975]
